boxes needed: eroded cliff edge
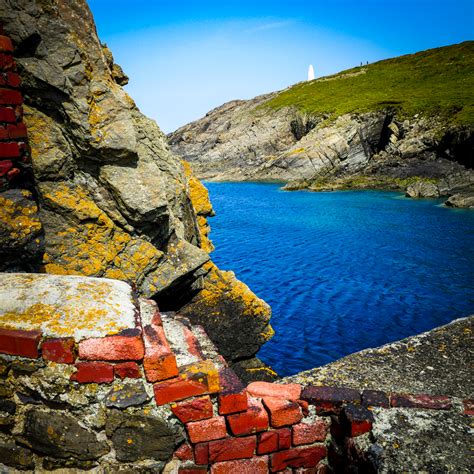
[0,0,273,380]
[169,42,474,208]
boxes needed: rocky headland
[169,42,474,208]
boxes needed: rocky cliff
[0,0,272,379]
[169,42,474,208]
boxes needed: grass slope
[264,41,474,125]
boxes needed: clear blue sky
[88,0,473,133]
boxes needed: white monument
[307,64,315,81]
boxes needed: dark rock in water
[22,408,109,460]
[106,410,179,462]
[105,382,150,409]
[0,440,35,470]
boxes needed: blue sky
[88,0,473,133]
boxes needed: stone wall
[0,274,472,472]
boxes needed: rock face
[169,72,474,206]
[0,0,272,375]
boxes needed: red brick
[6,72,21,88]
[390,393,452,410]
[270,446,327,472]
[463,399,474,416]
[7,123,27,139]
[362,390,390,408]
[41,337,75,364]
[263,397,302,428]
[175,442,194,461]
[179,467,207,474]
[0,36,13,53]
[0,328,41,358]
[343,404,374,437]
[227,396,269,436]
[301,386,360,414]
[153,360,220,406]
[293,419,329,445]
[0,159,13,176]
[0,107,16,122]
[218,367,248,415]
[70,361,114,383]
[78,332,144,361]
[0,126,7,139]
[194,442,209,465]
[0,88,21,104]
[187,416,227,443]
[114,361,141,379]
[211,455,269,473]
[183,325,204,359]
[0,54,15,71]
[143,323,178,382]
[208,436,256,463]
[247,381,302,401]
[257,428,291,454]
[297,399,310,416]
[171,395,213,423]
[0,141,20,158]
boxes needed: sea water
[205,182,474,376]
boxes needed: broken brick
[153,360,219,405]
[114,361,141,379]
[208,436,256,463]
[41,337,75,364]
[187,416,227,443]
[390,393,452,410]
[0,88,21,104]
[301,386,360,414]
[211,455,269,473]
[171,395,213,423]
[175,442,194,461]
[463,399,474,416]
[342,404,374,437]
[227,396,269,435]
[0,36,13,53]
[143,323,178,382]
[70,361,114,383]
[0,328,41,358]
[0,107,16,122]
[257,428,291,454]
[78,332,144,361]
[218,367,248,415]
[263,396,302,428]
[247,381,301,401]
[292,418,329,445]
[270,445,327,472]
[0,141,20,158]
[362,389,390,408]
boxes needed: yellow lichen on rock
[40,182,163,285]
[183,161,215,252]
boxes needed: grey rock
[284,316,474,398]
[106,410,179,462]
[0,440,35,470]
[22,408,109,460]
[405,180,440,198]
[445,191,474,208]
[105,382,150,409]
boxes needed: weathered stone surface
[285,317,474,398]
[0,189,43,272]
[0,273,137,340]
[180,263,273,361]
[405,180,440,198]
[22,408,109,460]
[0,440,35,470]
[354,407,473,472]
[106,410,179,462]
[445,191,474,208]
[104,382,150,409]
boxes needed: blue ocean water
[205,182,474,376]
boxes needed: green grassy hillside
[264,41,474,125]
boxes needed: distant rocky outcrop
[0,0,272,379]
[169,43,474,208]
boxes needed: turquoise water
[205,182,474,376]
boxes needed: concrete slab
[0,273,137,340]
